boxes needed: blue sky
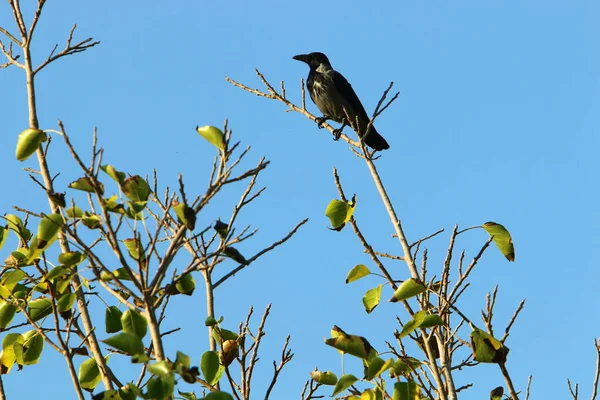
[1,1,599,399]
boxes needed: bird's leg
[332,119,348,141]
[315,116,330,129]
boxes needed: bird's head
[293,52,332,71]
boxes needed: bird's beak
[293,54,309,63]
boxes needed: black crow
[293,52,390,150]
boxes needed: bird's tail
[364,126,390,151]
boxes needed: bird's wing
[331,71,370,121]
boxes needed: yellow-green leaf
[470,328,510,364]
[122,176,150,203]
[16,128,47,161]
[310,369,338,385]
[79,357,103,390]
[175,273,195,295]
[121,309,148,339]
[100,165,126,184]
[22,331,43,365]
[103,332,144,355]
[173,201,196,230]
[201,350,223,386]
[365,356,393,380]
[28,298,52,322]
[392,381,420,400]
[332,374,358,396]
[105,306,123,334]
[325,197,355,231]
[123,238,146,262]
[196,125,225,151]
[483,222,515,261]
[69,177,104,194]
[389,278,426,302]
[362,285,382,314]
[346,264,370,283]
[325,325,377,360]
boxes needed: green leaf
[122,175,150,203]
[364,356,393,380]
[214,220,228,239]
[390,357,422,378]
[65,206,84,219]
[470,328,510,364]
[0,269,27,299]
[222,247,247,264]
[196,125,225,151]
[22,331,44,365]
[103,332,144,355]
[125,201,147,220]
[332,374,358,396]
[420,314,444,329]
[0,226,7,252]
[101,268,132,282]
[5,248,31,267]
[346,264,370,283]
[3,214,31,241]
[178,391,198,400]
[174,351,191,371]
[81,213,102,229]
[105,306,123,334]
[310,369,338,385]
[389,278,426,302]
[398,311,427,339]
[0,302,17,330]
[201,350,223,386]
[123,238,146,262]
[28,298,53,322]
[483,222,515,261]
[173,201,196,230]
[119,383,141,400]
[392,382,420,400]
[35,213,64,253]
[176,273,196,295]
[100,165,126,184]
[16,128,47,161]
[362,285,382,314]
[146,375,175,399]
[0,333,24,372]
[79,357,103,390]
[325,325,377,360]
[57,292,76,313]
[121,309,148,339]
[148,360,173,377]
[55,277,73,295]
[102,196,125,214]
[69,177,104,194]
[131,353,149,364]
[204,392,234,400]
[490,386,504,400]
[48,191,66,208]
[325,197,355,231]
[212,328,238,344]
[58,251,86,267]
[46,266,69,281]
[361,389,383,400]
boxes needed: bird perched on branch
[293,52,390,151]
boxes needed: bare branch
[213,218,308,288]
[34,24,100,75]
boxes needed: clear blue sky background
[1,1,599,399]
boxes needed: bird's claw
[315,117,328,129]
[332,128,343,141]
